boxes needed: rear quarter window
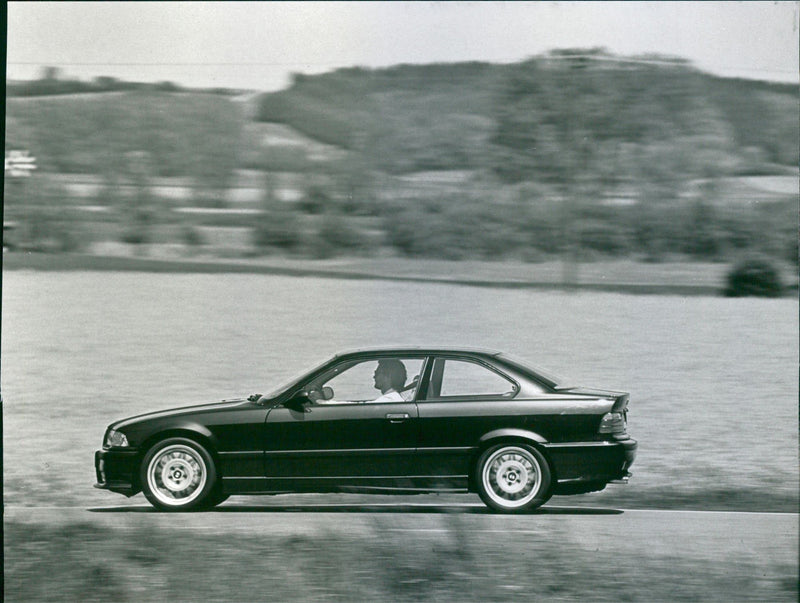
[433,358,518,398]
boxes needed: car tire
[476,443,551,513]
[140,437,217,511]
[199,485,230,509]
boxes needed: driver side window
[324,361,377,403]
[313,358,424,404]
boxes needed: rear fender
[469,428,551,492]
[478,428,548,447]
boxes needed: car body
[95,347,637,512]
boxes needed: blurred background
[5,55,799,274]
[4,3,799,296]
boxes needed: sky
[6,1,799,91]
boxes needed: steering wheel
[307,386,334,402]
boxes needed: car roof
[333,346,503,359]
[329,347,562,387]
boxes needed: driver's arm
[307,389,324,403]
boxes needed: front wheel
[140,438,217,511]
[199,485,230,509]
[476,444,551,513]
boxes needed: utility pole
[561,56,589,291]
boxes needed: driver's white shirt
[372,389,404,403]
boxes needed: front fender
[129,420,220,453]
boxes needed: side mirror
[284,396,312,413]
[319,386,334,400]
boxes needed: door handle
[386,413,410,423]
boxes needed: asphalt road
[7,501,797,558]
[6,500,797,602]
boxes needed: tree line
[4,52,798,267]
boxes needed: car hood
[109,397,250,431]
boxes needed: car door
[262,356,423,490]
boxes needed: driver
[309,359,408,404]
[371,359,407,403]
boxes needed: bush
[575,219,630,256]
[298,184,330,215]
[308,212,369,258]
[383,196,527,260]
[23,212,87,252]
[682,200,722,259]
[119,206,156,245]
[181,226,204,247]
[724,256,785,297]
[252,209,302,251]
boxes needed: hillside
[6,90,242,179]
[4,52,798,265]
[255,54,799,175]
[7,53,798,180]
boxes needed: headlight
[104,429,129,448]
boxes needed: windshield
[261,355,334,399]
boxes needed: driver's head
[375,359,407,392]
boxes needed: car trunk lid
[555,387,629,412]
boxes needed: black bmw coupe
[95,347,636,513]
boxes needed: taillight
[598,411,626,435]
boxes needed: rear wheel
[476,444,551,513]
[140,438,217,511]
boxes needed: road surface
[7,500,797,561]
[5,500,797,602]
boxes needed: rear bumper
[543,437,637,494]
[94,449,140,497]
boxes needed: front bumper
[94,449,141,497]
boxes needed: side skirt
[222,476,468,494]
